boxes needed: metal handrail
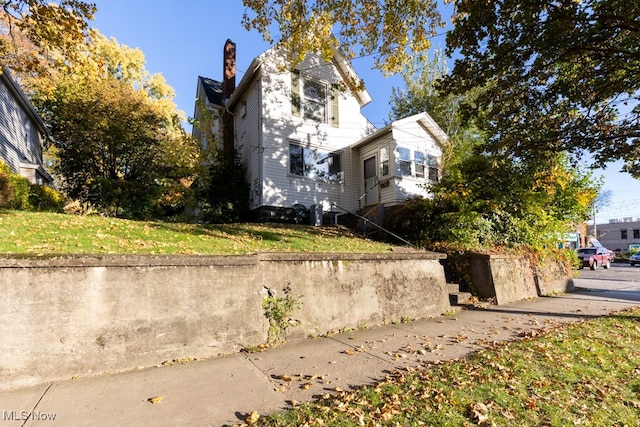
[358,177,378,209]
[330,202,414,247]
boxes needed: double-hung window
[292,70,339,126]
[414,151,425,178]
[427,154,439,182]
[289,143,342,183]
[379,146,390,177]
[397,147,412,176]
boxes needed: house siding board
[254,50,370,213]
[0,75,43,178]
[235,80,263,210]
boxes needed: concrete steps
[447,283,473,306]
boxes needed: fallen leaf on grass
[246,410,260,424]
[470,402,494,426]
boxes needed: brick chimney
[222,39,236,160]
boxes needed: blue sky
[91,1,639,223]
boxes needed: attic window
[292,70,339,127]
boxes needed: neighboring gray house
[192,76,224,152]
[194,43,446,223]
[0,68,52,184]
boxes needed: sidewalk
[2,280,639,427]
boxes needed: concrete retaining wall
[0,251,449,391]
[470,253,574,304]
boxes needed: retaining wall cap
[257,251,447,262]
[0,251,447,268]
[0,253,259,268]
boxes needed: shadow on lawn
[146,221,348,246]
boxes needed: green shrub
[0,160,65,212]
[0,161,30,209]
[28,184,65,212]
[0,172,11,205]
[199,150,250,224]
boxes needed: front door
[363,156,378,206]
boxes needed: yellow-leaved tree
[24,29,200,218]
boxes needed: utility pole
[593,205,597,240]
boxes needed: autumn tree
[386,51,597,251]
[0,0,95,74]
[241,0,444,74]
[443,0,640,177]
[243,0,640,176]
[28,30,199,218]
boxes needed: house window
[302,80,326,122]
[289,143,342,182]
[292,70,338,126]
[398,147,412,176]
[414,151,425,178]
[397,147,439,180]
[621,230,628,239]
[634,229,640,239]
[427,154,439,182]
[380,146,390,177]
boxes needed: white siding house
[0,69,52,184]
[227,47,374,218]
[195,44,447,224]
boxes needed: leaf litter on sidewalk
[241,306,640,427]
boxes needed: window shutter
[331,84,339,127]
[291,70,301,117]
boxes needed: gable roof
[197,76,224,107]
[351,111,448,149]
[227,46,372,110]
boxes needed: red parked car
[577,247,612,270]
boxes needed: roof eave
[227,57,262,110]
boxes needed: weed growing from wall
[262,285,301,346]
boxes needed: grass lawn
[254,307,640,426]
[0,210,397,255]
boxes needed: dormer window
[292,70,339,127]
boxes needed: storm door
[363,156,378,206]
